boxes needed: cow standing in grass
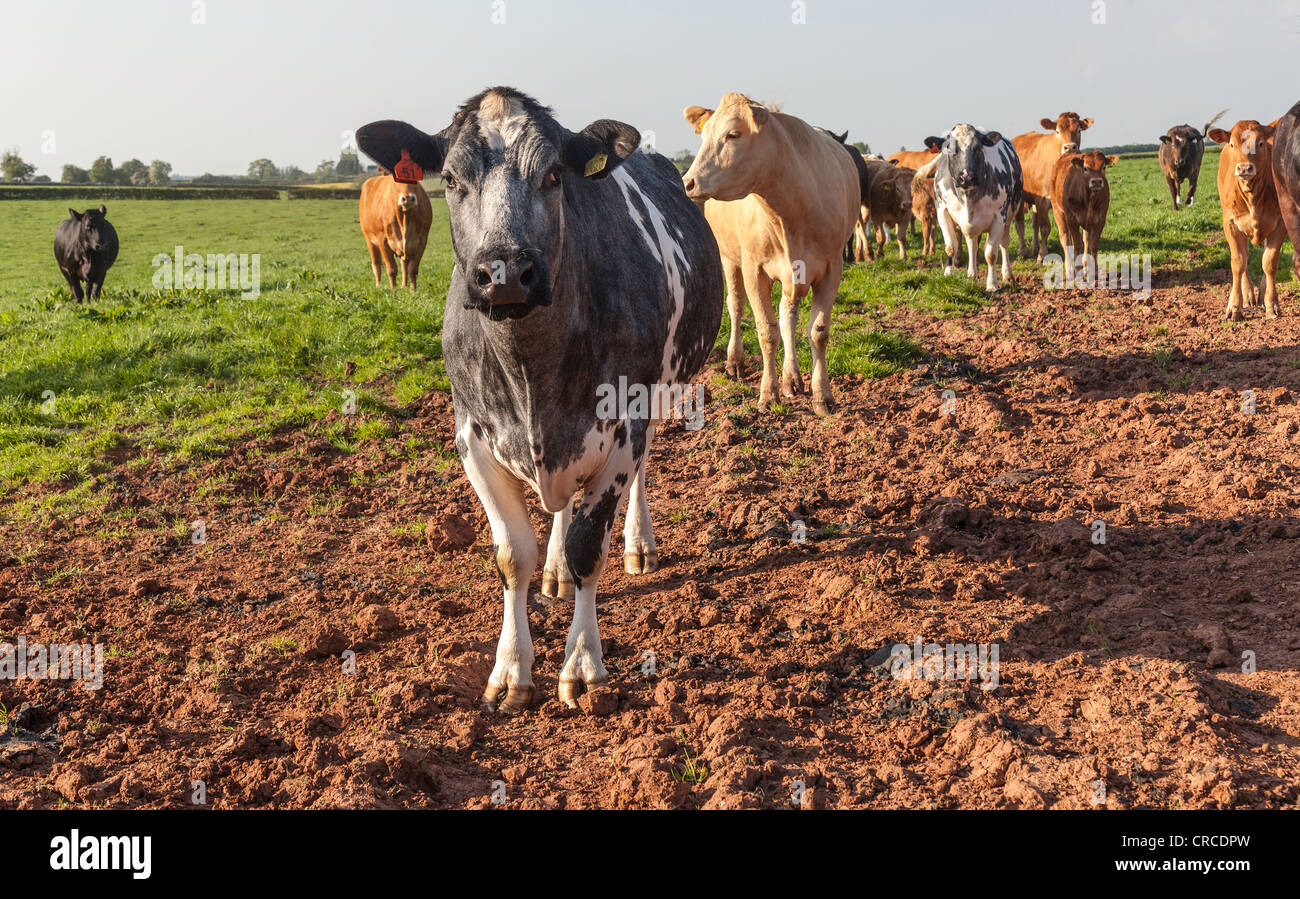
[1158,109,1226,210]
[54,206,118,300]
[1210,118,1286,319]
[1011,113,1093,261]
[1050,151,1118,284]
[916,124,1022,291]
[681,93,860,415]
[359,173,432,290]
[357,88,722,712]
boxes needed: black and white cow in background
[357,88,723,713]
[915,124,1022,291]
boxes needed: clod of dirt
[578,687,619,716]
[1194,624,1236,668]
[0,737,53,770]
[426,514,477,553]
[357,604,399,637]
[304,626,349,659]
[128,578,164,598]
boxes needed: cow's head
[681,93,774,201]
[356,87,639,321]
[1210,119,1275,189]
[1040,112,1092,155]
[1069,151,1118,191]
[68,206,111,251]
[929,125,1005,190]
[1159,125,1203,168]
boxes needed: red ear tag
[393,148,423,184]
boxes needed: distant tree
[671,150,695,173]
[118,158,147,186]
[61,164,90,183]
[335,149,360,177]
[1,149,36,182]
[279,164,305,183]
[89,156,115,183]
[852,140,871,156]
[148,159,172,185]
[32,174,51,183]
[248,158,278,180]
[314,159,336,181]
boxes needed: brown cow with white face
[1011,112,1093,260]
[1209,119,1287,319]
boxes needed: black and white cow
[357,88,723,713]
[916,124,1022,291]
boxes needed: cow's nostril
[474,268,494,288]
[519,265,534,288]
[684,178,696,192]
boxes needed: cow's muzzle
[1235,162,1256,179]
[465,247,551,318]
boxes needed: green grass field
[0,150,1292,523]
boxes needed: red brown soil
[3,275,1300,810]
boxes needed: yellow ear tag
[693,124,703,135]
[584,152,607,177]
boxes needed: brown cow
[1011,112,1093,261]
[682,93,860,414]
[863,159,915,260]
[1209,119,1287,319]
[888,140,940,170]
[910,172,938,256]
[1049,151,1117,284]
[360,173,433,290]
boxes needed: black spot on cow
[566,485,620,583]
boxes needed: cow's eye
[442,173,457,190]
[544,166,563,189]
[725,131,741,142]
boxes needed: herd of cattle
[37,88,1300,712]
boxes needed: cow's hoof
[624,550,658,575]
[541,570,575,599]
[482,682,534,716]
[812,400,833,417]
[1223,310,1244,322]
[558,675,607,708]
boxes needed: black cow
[356,88,723,714]
[1158,109,1227,210]
[54,206,119,300]
[817,128,872,263]
[1273,100,1300,282]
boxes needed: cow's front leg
[808,272,840,415]
[723,261,747,379]
[1186,173,1198,208]
[938,208,959,275]
[623,428,658,573]
[1014,205,1029,258]
[1224,225,1249,320]
[542,503,574,599]
[778,284,806,401]
[1262,229,1285,318]
[559,434,641,706]
[965,232,979,280]
[742,267,778,409]
[458,424,537,714]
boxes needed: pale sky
[4,0,1300,177]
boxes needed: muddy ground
[3,270,1299,810]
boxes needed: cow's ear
[68,208,79,218]
[1159,135,1171,143]
[982,131,1003,146]
[356,120,447,178]
[923,136,944,151]
[98,205,107,215]
[684,106,713,134]
[563,120,639,180]
[1040,118,1056,130]
[1105,155,1119,167]
[749,104,770,131]
[1208,128,1230,144]
[1080,118,1094,130]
